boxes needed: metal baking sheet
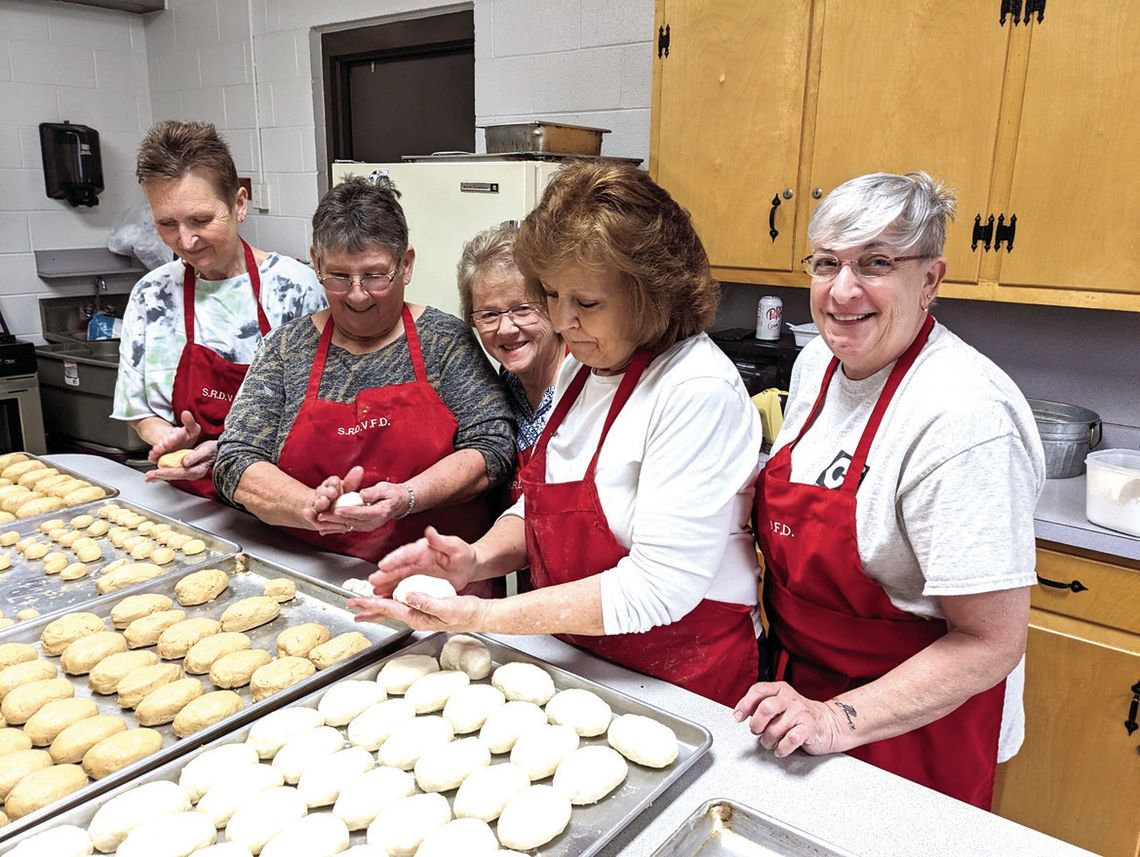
[0,497,240,630]
[0,552,410,843]
[0,452,118,508]
[651,799,858,857]
[1,633,712,854]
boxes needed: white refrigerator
[329,160,563,321]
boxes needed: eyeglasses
[470,303,542,331]
[318,264,401,294]
[801,253,927,280]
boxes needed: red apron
[520,350,759,707]
[276,305,492,564]
[755,315,1006,809]
[169,239,269,500]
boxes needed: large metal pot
[1027,398,1101,479]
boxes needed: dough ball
[453,762,531,822]
[346,698,415,751]
[0,659,58,701]
[224,786,308,855]
[271,725,344,784]
[197,761,284,828]
[415,818,498,857]
[219,596,281,634]
[274,623,331,659]
[491,661,556,705]
[245,706,325,760]
[82,728,163,780]
[331,765,415,831]
[184,632,252,675]
[49,714,128,764]
[5,824,92,857]
[414,736,490,792]
[607,712,679,768]
[22,697,99,746]
[157,449,192,468]
[210,649,273,690]
[509,723,580,780]
[151,547,176,565]
[0,726,32,755]
[2,676,74,725]
[16,607,41,621]
[0,642,38,671]
[136,678,205,727]
[186,845,252,857]
[4,763,88,819]
[552,744,628,804]
[308,631,371,669]
[496,784,572,851]
[478,700,548,754]
[260,812,350,857]
[297,745,374,807]
[96,561,165,594]
[392,574,457,604]
[111,593,174,629]
[117,810,216,857]
[376,715,454,771]
[340,578,373,597]
[442,683,504,734]
[87,651,158,695]
[157,617,222,660]
[41,611,106,656]
[366,792,451,857]
[117,662,182,709]
[404,669,470,714]
[317,679,387,727]
[0,749,52,801]
[175,568,229,606]
[88,779,191,852]
[123,609,188,648]
[377,653,439,695]
[181,538,206,556]
[439,634,492,680]
[60,630,128,676]
[544,687,613,737]
[262,578,296,603]
[332,491,364,510]
[179,742,260,802]
[250,656,316,702]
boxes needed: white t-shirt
[505,333,763,636]
[773,321,1045,760]
[112,253,325,423]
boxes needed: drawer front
[1034,548,1140,634]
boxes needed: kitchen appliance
[331,159,567,320]
[1085,449,1140,537]
[1027,398,1101,479]
[0,309,46,455]
[38,121,104,207]
[482,121,610,156]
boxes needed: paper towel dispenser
[39,121,104,207]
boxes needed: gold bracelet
[397,483,416,519]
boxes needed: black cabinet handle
[1125,681,1139,737]
[768,194,781,242]
[1036,574,1088,593]
[1000,0,1023,26]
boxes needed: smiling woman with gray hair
[739,171,1045,809]
[214,176,515,568]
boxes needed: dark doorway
[323,10,474,169]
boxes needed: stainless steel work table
[42,454,1092,857]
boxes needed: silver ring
[347,525,354,532]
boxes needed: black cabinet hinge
[1000,0,1023,26]
[995,213,1017,252]
[1125,681,1140,737]
[658,24,670,58]
[971,214,995,251]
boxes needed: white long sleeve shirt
[505,333,763,635]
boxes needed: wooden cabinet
[651,0,1140,311]
[992,547,1140,857]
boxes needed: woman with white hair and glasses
[457,222,565,501]
[738,171,1045,809]
[214,177,515,566]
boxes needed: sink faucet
[94,276,106,313]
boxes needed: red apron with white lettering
[754,315,1006,809]
[168,239,269,500]
[520,350,759,707]
[276,304,492,563]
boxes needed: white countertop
[46,454,1093,857]
[1035,473,1140,563]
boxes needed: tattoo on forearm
[834,700,857,731]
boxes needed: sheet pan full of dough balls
[0,632,711,857]
[0,552,412,845]
[0,498,241,631]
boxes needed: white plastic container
[1085,449,1140,537]
[786,322,819,347]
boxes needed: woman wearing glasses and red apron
[113,121,324,500]
[351,163,763,709]
[212,177,516,569]
[739,172,1044,809]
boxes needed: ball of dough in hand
[392,574,457,605]
[332,491,365,510]
[157,449,192,469]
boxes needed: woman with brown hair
[112,120,324,499]
[352,161,764,706]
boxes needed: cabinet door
[651,0,812,271]
[995,2,1140,297]
[993,611,1140,857]
[805,1,1010,282]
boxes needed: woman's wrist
[396,483,416,519]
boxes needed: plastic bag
[107,197,171,271]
